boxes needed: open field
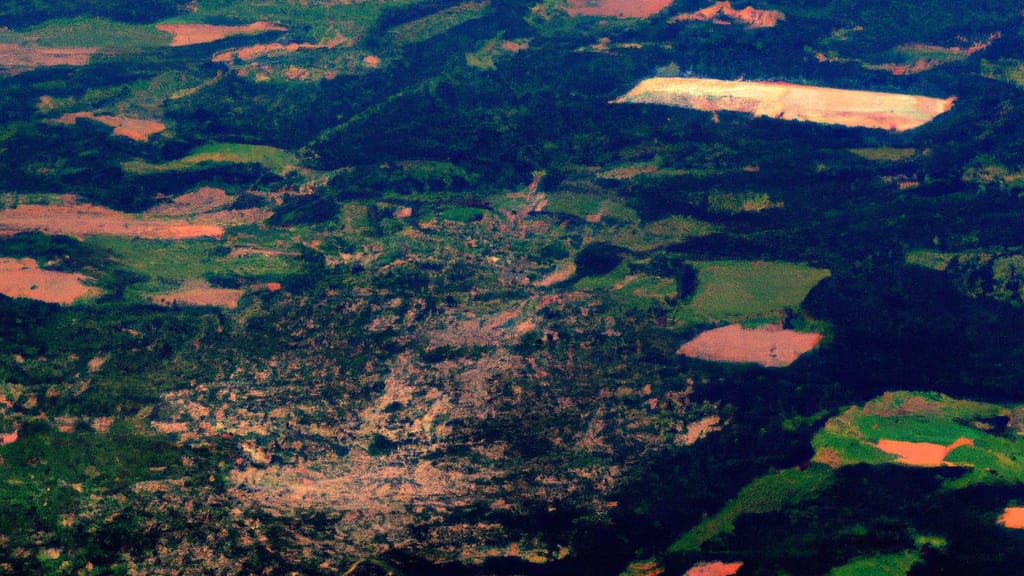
[0,257,100,304]
[811,391,1024,487]
[0,43,97,73]
[828,551,921,576]
[670,465,835,553]
[156,22,286,47]
[613,78,955,131]
[0,203,225,240]
[55,112,166,141]
[683,561,744,576]
[672,260,830,325]
[677,324,822,367]
[669,1,784,28]
[563,0,674,19]
[999,507,1024,529]
[152,280,244,309]
[122,143,301,177]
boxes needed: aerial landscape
[2,0,1024,574]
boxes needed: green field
[122,143,302,177]
[0,17,170,48]
[812,391,1024,487]
[669,465,835,553]
[671,260,831,325]
[828,550,921,576]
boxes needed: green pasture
[122,143,301,177]
[828,550,921,576]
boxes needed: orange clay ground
[0,44,98,72]
[56,112,166,141]
[998,507,1024,529]
[677,324,822,367]
[683,561,744,576]
[212,34,352,63]
[0,203,224,239]
[874,437,974,467]
[564,0,674,19]
[0,257,100,304]
[152,280,244,309]
[613,78,955,131]
[670,1,783,28]
[156,22,287,47]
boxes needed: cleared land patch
[677,324,823,367]
[998,507,1024,529]
[0,257,100,304]
[152,280,244,309]
[669,1,783,28]
[683,560,744,576]
[874,437,974,467]
[563,0,674,18]
[0,202,224,240]
[156,22,287,47]
[123,143,301,177]
[613,78,955,131]
[55,112,165,141]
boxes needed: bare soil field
[0,202,224,239]
[56,112,166,141]
[998,507,1024,529]
[564,0,674,19]
[146,187,233,217]
[613,78,955,131]
[212,33,352,63]
[156,22,287,47]
[683,561,744,576]
[152,280,244,309]
[0,257,100,304]
[875,437,973,467]
[677,324,822,367]
[670,1,783,28]
[0,43,97,74]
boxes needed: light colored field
[56,112,165,141]
[212,34,352,63]
[0,258,100,304]
[0,203,224,240]
[564,0,674,18]
[156,22,286,47]
[848,147,917,162]
[673,260,830,325]
[998,507,1024,529]
[152,280,244,309]
[683,561,744,576]
[874,437,973,467]
[670,1,783,28]
[613,78,955,131]
[0,44,97,73]
[678,324,822,367]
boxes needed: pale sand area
[875,437,974,467]
[998,507,1024,529]
[613,77,955,131]
[678,324,822,367]
[152,280,244,309]
[0,44,98,72]
[0,257,101,304]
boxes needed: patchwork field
[669,1,784,28]
[0,202,226,240]
[122,143,302,177]
[563,0,675,19]
[55,112,166,141]
[613,78,955,131]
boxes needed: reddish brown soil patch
[875,437,973,467]
[56,112,165,141]
[678,324,822,367]
[683,561,744,576]
[998,507,1024,529]
[157,22,286,47]
[614,78,955,131]
[363,54,382,68]
[152,280,243,309]
[0,43,98,73]
[0,203,223,239]
[564,0,675,19]
[670,1,784,28]
[212,34,351,63]
[0,257,100,304]
[146,187,232,217]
